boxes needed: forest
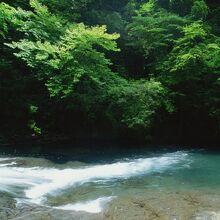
[0,0,220,145]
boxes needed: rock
[104,197,168,220]
[191,211,220,220]
[12,209,103,220]
[0,192,17,220]
[0,196,103,220]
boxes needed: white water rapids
[0,152,190,213]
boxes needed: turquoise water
[0,149,220,215]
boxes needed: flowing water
[0,148,220,219]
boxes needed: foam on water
[0,152,189,213]
[0,158,14,161]
[55,196,115,213]
[0,162,17,167]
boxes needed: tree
[1,0,172,138]
[0,0,219,143]
[191,0,209,20]
[127,1,188,73]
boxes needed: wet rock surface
[0,192,17,220]
[12,209,102,220]
[104,191,220,220]
[192,211,220,220]
[0,191,220,220]
[0,200,102,220]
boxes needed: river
[0,147,220,219]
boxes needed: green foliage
[127,6,188,67]
[0,3,18,38]
[158,21,220,130]
[29,104,38,113]
[84,10,126,33]
[191,0,209,20]
[0,0,220,142]
[39,0,91,21]
[107,78,173,129]
[158,22,217,78]
[2,0,169,133]
[138,0,156,15]
[28,120,41,135]
[7,22,119,97]
[169,0,193,16]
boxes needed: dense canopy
[0,0,219,144]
